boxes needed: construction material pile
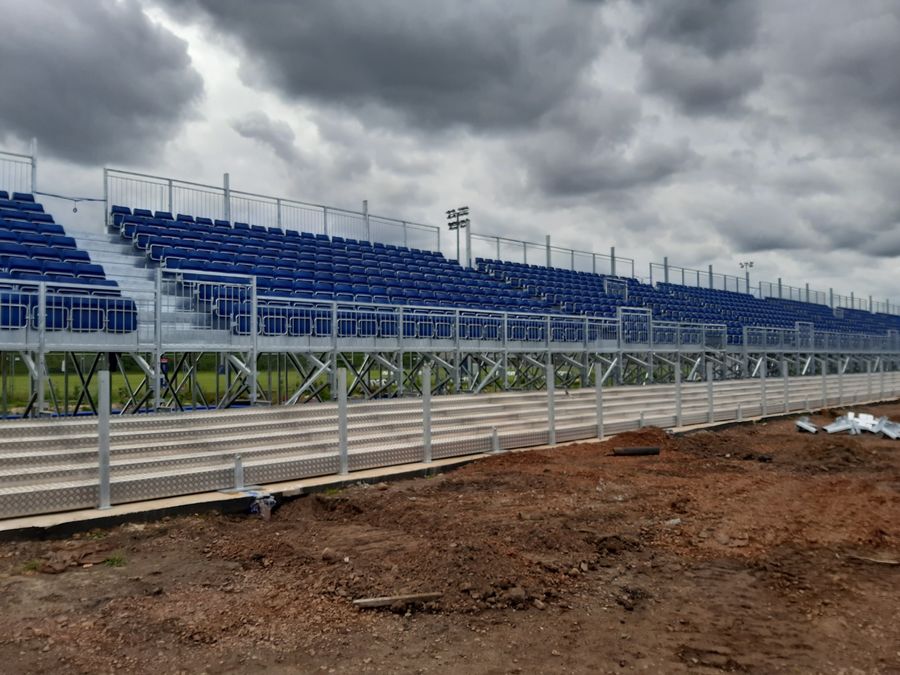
[796,412,900,439]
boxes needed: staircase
[67,226,226,344]
[0,372,893,519]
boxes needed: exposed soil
[2,403,900,674]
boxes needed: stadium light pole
[739,260,754,294]
[446,206,470,266]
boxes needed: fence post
[867,360,872,400]
[363,199,370,242]
[276,198,282,228]
[98,357,111,509]
[706,362,714,423]
[465,221,471,268]
[880,358,885,400]
[338,368,349,475]
[610,247,616,276]
[249,277,258,404]
[675,363,683,427]
[760,356,767,417]
[422,364,432,463]
[154,268,163,411]
[782,360,789,413]
[592,253,597,274]
[821,358,827,408]
[491,426,501,453]
[30,137,38,192]
[233,455,244,491]
[596,363,604,440]
[496,236,500,260]
[547,357,556,446]
[663,257,669,284]
[167,178,174,215]
[223,173,231,222]
[838,359,844,405]
[545,235,551,268]
[323,206,329,236]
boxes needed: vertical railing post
[337,368,349,475]
[276,198,282,228]
[154,268,163,411]
[821,358,827,408]
[98,356,111,509]
[596,362,604,440]
[249,276,258,404]
[102,168,110,226]
[782,360,789,413]
[610,247,616,276]
[838,358,844,405]
[403,221,409,248]
[36,282,46,418]
[223,173,231,222]
[706,362,714,424]
[496,236,500,260]
[708,265,714,289]
[167,178,174,215]
[363,199,370,242]
[323,206,329,236]
[675,362,683,427]
[422,363,432,463]
[663,257,669,284]
[592,253,597,275]
[760,356,768,417]
[547,357,556,446]
[867,360,872,401]
[30,137,38,192]
[545,235,551,268]
[880,358,885,400]
[233,455,244,491]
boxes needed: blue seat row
[0,292,137,332]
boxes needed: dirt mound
[793,437,871,472]
[604,426,672,452]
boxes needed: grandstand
[0,149,895,418]
[0,147,898,518]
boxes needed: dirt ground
[2,403,900,674]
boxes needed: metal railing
[104,168,441,253]
[0,150,35,195]
[470,232,635,278]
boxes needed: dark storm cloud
[513,86,699,199]
[632,0,764,115]
[773,1,900,139]
[0,0,202,165]
[231,111,300,164]
[640,46,763,116]
[636,0,760,57]
[158,0,605,130]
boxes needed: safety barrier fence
[104,169,441,254]
[1,368,897,520]
[1,269,898,355]
[0,150,33,196]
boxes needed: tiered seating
[112,207,556,338]
[479,258,900,340]
[0,193,137,332]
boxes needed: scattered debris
[796,417,818,434]
[818,412,898,439]
[248,493,277,520]
[352,592,443,609]
[612,446,660,457]
[846,554,900,566]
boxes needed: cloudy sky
[0,0,898,303]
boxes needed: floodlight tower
[446,206,470,267]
